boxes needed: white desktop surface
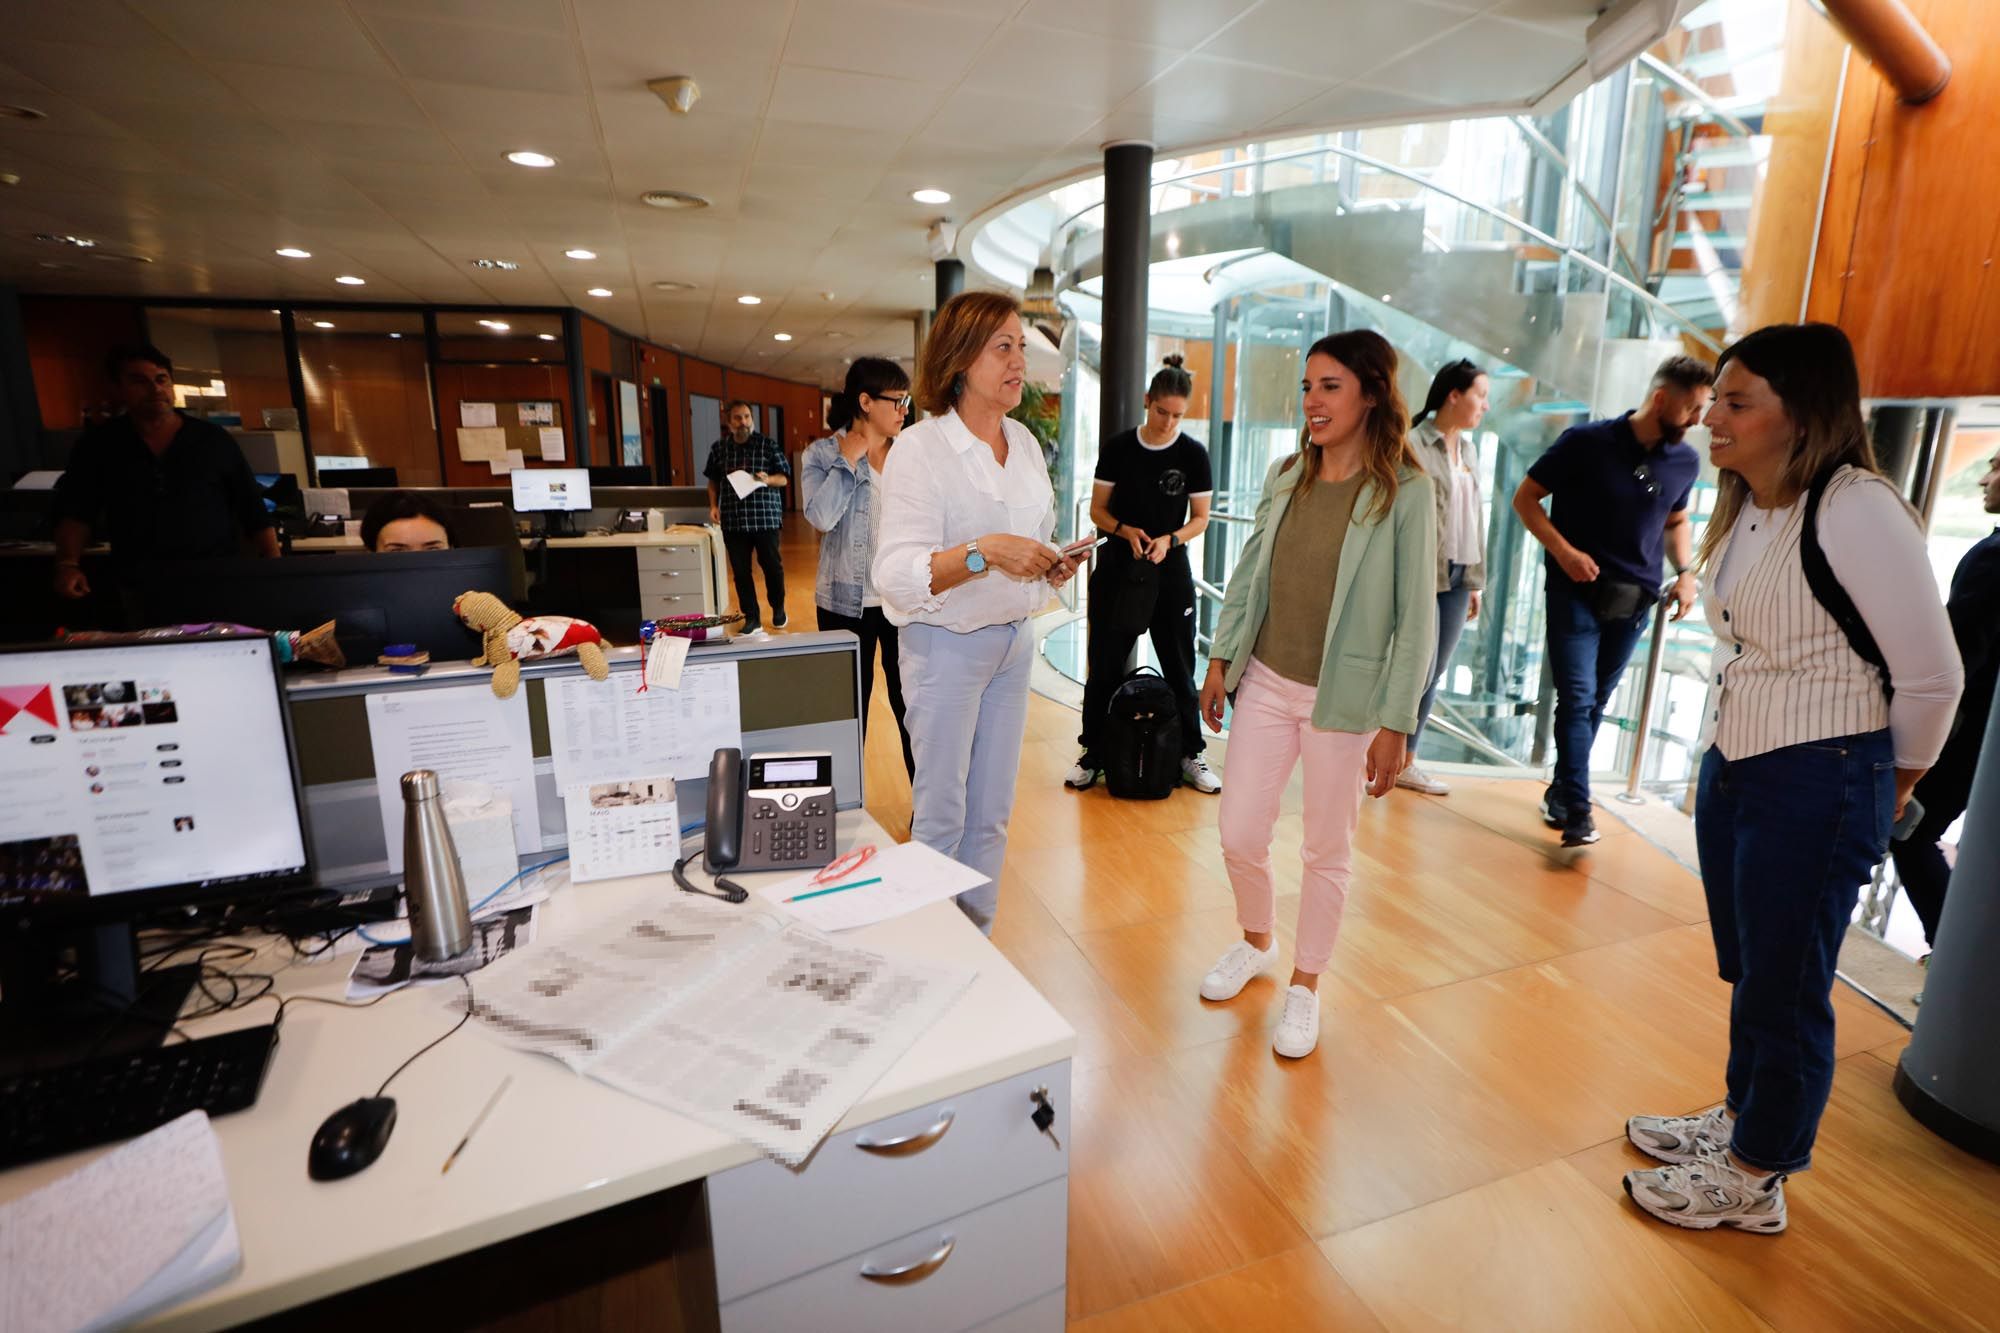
[290,529,714,552]
[0,813,1075,1332]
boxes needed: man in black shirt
[1069,361,1216,793]
[52,342,277,600]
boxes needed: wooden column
[1818,0,1951,103]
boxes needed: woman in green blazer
[1195,330,1438,1058]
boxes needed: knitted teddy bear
[452,590,610,698]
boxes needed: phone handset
[704,746,744,872]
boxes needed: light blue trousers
[899,619,1032,934]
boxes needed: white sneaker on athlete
[1627,1103,1734,1166]
[1181,755,1221,793]
[1199,940,1277,1001]
[1396,764,1450,795]
[1064,754,1097,790]
[1623,1152,1788,1234]
[1272,984,1321,1058]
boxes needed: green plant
[1010,383,1060,476]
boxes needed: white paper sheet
[561,778,680,883]
[758,841,991,932]
[726,469,762,499]
[487,448,525,474]
[302,486,350,517]
[519,401,555,426]
[365,684,541,874]
[643,632,690,689]
[11,470,63,490]
[460,401,497,428]
[543,666,741,787]
[538,427,566,460]
[456,426,506,461]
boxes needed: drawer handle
[859,1235,955,1284]
[855,1109,954,1155]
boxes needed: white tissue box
[440,781,520,899]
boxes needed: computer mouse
[308,1096,398,1181]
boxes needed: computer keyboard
[0,1023,278,1170]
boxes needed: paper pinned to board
[725,469,762,499]
[456,427,506,461]
[538,427,566,461]
[460,401,497,428]
[757,841,991,932]
[365,684,541,873]
[519,401,555,427]
[487,449,526,475]
[0,1110,241,1333]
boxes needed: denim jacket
[800,431,878,618]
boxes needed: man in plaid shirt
[705,400,792,631]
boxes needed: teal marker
[785,876,882,904]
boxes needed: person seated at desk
[52,342,278,599]
[360,491,454,552]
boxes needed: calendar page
[560,776,680,883]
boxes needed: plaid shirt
[705,432,790,532]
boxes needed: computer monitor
[335,466,399,488]
[130,548,513,665]
[0,634,311,1060]
[588,466,651,487]
[511,468,592,536]
[253,472,303,515]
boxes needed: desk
[0,813,1075,1332]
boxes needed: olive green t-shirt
[1252,473,1363,685]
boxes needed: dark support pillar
[1897,698,2000,1162]
[934,259,964,313]
[1098,140,1154,441]
[0,285,44,474]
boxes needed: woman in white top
[873,291,1086,932]
[1622,323,1962,1237]
[1401,358,1490,796]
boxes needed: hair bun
[1161,354,1185,369]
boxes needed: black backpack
[1101,667,1183,800]
[1800,464,1893,702]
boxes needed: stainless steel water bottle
[401,769,473,961]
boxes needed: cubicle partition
[286,631,865,890]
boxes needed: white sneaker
[1272,983,1321,1058]
[1623,1152,1788,1234]
[1181,754,1221,793]
[1064,754,1097,790]
[1627,1103,1734,1166]
[1396,764,1450,795]
[1199,939,1277,1001]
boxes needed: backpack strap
[1799,464,1894,702]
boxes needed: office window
[295,310,437,485]
[142,307,291,433]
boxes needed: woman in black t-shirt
[1068,356,1218,793]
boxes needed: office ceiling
[0,0,1633,388]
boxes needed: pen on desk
[441,1075,512,1175]
[785,876,882,904]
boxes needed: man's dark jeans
[723,529,784,628]
[1543,579,1650,825]
[1695,730,1894,1172]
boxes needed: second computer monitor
[511,468,592,513]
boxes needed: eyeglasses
[871,393,910,410]
[1633,460,1659,497]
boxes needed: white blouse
[1445,463,1483,566]
[872,410,1057,632]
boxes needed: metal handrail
[1058,140,1724,355]
[1636,52,1756,138]
[1507,115,1647,288]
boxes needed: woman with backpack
[1066,355,1218,796]
[1621,323,1960,1236]
[1398,358,1490,797]
[1195,330,1437,1059]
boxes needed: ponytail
[1147,354,1193,400]
[1413,357,1483,428]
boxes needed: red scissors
[809,843,877,887]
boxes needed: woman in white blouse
[873,291,1085,932]
[1622,323,1961,1237]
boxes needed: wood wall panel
[23,297,145,429]
[1805,0,2000,396]
[298,336,441,485]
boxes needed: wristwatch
[1168,533,1181,548]
[964,538,987,574]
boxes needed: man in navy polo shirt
[1512,356,1714,847]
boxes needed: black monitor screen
[0,636,309,914]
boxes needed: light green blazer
[1210,455,1438,735]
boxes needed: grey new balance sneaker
[1623,1153,1788,1234]
[1627,1104,1733,1166]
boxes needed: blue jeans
[1544,579,1649,824]
[1695,731,1894,1173]
[1411,562,1471,752]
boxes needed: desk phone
[704,748,836,872]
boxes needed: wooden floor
[749,517,2000,1332]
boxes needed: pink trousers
[1217,657,1375,975]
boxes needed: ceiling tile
[350,0,570,33]
[1268,81,1461,131]
[1368,15,1583,105]
[362,12,586,95]
[134,0,388,75]
[1013,0,1261,48]
[15,41,242,108]
[1112,55,1333,129]
[751,118,903,171]
[782,0,998,84]
[1200,0,1475,80]
[4,1,178,48]
[958,27,1179,113]
[215,63,430,128]
[410,80,598,139]
[764,66,946,135]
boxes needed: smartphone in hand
[1059,534,1107,559]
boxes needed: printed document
[366,684,540,873]
[758,841,990,932]
[543,667,740,786]
[562,777,680,883]
[725,469,762,499]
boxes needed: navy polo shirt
[53,411,272,567]
[1526,412,1699,589]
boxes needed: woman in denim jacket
[801,357,916,777]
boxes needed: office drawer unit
[638,588,708,621]
[707,1060,1069,1304]
[716,1177,1066,1333]
[972,1289,1066,1331]
[635,543,706,576]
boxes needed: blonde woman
[1622,323,1961,1234]
[1195,330,1436,1058]
[873,292,1086,932]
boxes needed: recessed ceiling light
[334,274,365,285]
[0,105,46,120]
[737,294,761,305]
[563,248,596,260]
[275,247,311,259]
[313,320,335,329]
[773,332,792,342]
[470,258,519,270]
[639,189,710,210]
[911,188,951,204]
[34,233,95,248]
[586,287,613,298]
[652,279,696,292]
[389,332,402,339]
[825,331,851,340]
[820,291,836,301]
[505,150,557,168]
[0,171,18,187]
[478,319,510,331]
[538,333,558,341]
